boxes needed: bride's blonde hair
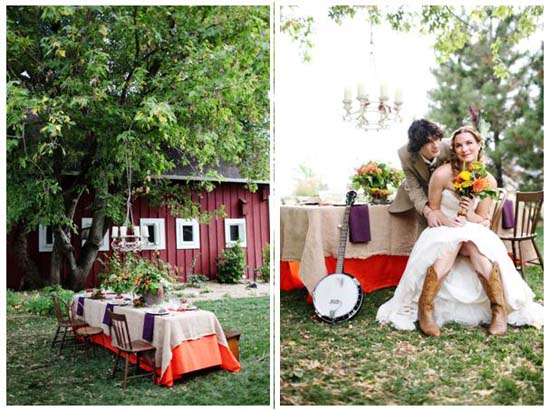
[449,126,484,176]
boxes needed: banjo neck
[335,191,356,274]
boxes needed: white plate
[145,309,170,315]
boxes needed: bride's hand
[459,196,476,220]
[433,209,463,228]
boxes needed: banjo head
[312,273,363,324]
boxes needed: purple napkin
[77,296,85,315]
[142,313,155,342]
[502,199,515,229]
[102,303,114,326]
[349,205,372,243]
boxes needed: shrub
[186,274,209,288]
[256,243,270,283]
[216,242,246,284]
[24,285,75,316]
[7,289,25,315]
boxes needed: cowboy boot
[478,262,507,336]
[418,265,442,337]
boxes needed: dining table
[280,203,536,296]
[72,294,240,387]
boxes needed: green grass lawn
[280,231,544,406]
[7,296,270,405]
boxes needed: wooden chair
[223,328,241,361]
[489,188,507,233]
[108,311,157,389]
[68,299,104,360]
[499,191,544,278]
[50,294,87,354]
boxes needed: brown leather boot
[418,265,442,337]
[478,262,507,336]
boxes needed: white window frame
[224,218,247,247]
[176,218,200,249]
[139,218,166,250]
[81,218,109,251]
[38,225,54,252]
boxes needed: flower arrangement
[98,252,136,295]
[453,161,498,216]
[453,161,498,200]
[351,161,404,203]
[98,251,177,302]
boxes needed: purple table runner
[142,313,155,342]
[349,205,372,243]
[102,303,114,326]
[77,296,86,315]
[502,199,515,229]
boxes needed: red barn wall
[6,182,270,290]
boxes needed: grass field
[280,231,544,406]
[7,296,270,406]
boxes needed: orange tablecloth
[281,255,408,294]
[89,333,240,387]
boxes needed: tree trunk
[493,130,504,187]
[11,225,44,290]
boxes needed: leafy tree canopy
[7,5,269,230]
[7,6,269,289]
[281,5,543,79]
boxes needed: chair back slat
[490,188,506,233]
[514,191,543,237]
[52,294,66,323]
[109,311,133,351]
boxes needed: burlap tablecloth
[280,205,420,292]
[74,296,228,379]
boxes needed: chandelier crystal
[342,26,403,131]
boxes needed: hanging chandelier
[111,156,149,252]
[342,25,403,132]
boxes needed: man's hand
[424,205,444,227]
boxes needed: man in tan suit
[389,119,451,230]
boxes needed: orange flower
[472,177,488,193]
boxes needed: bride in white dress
[376,126,544,336]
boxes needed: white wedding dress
[376,189,544,330]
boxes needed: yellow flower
[459,170,471,181]
[471,161,483,171]
[453,181,461,189]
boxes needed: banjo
[312,191,364,324]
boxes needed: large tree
[427,11,543,189]
[7,6,270,290]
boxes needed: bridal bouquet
[453,161,498,215]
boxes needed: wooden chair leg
[518,240,526,279]
[123,355,130,389]
[532,238,544,270]
[51,326,61,349]
[59,327,69,354]
[112,350,121,379]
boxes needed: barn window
[139,218,166,250]
[176,218,200,249]
[224,218,247,247]
[81,218,110,251]
[38,225,54,252]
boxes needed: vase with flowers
[133,257,177,306]
[351,161,404,204]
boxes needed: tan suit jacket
[389,140,451,218]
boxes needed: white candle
[357,82,367,98]
[133,226,140,238]
[120,226,127,238]
[380,82,389,100]
[141,225,149,239]
[344,87,352,101]
[112,226,119,238]
[395,88,403,104]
